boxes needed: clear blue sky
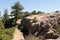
[0,0,60,14]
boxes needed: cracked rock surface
[21,13,60,39]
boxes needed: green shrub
[55,26,60,34]
[4,18,15,28]
[5,27,15,35]
[0,19,15,40]
[32,17,38,23]
[0,20,4,37]
[0,27,15,40]
[0,20,4,40]
[0,20,15,40]
[0,20,4,29]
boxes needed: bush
[55,11,59,13]
[37,11,44,14]
[32,17,38,23]
[0,20,15,40]
[0,20,4,40]
[0,27,15,40]
[0,20,4,29]
[4,18,15,28]
[55,26,60,34]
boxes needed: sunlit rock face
[21,13,60,39]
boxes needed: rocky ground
[21,12,60,39]
[12,28,60,40]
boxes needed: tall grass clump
[25,35,41,40]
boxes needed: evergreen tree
[24,11,31,17]
[3,9,9,23]
[0,11,2,20]
[37,11,44,14]
[32,10,37,15]
[11,2,24,25]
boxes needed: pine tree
[3,9,9,23]
[32,10,36,15]
[0,11,2,20]
[11,2,24,25]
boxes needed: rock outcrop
[21,13,60,39]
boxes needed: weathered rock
[21,13,60,39]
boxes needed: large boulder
[21,13,60,39]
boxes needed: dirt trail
[12,28,25,40]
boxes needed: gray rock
[21,13,60,39]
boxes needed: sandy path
[12,28,25,40]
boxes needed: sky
[0,0,60,14]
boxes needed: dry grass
[25,35,41,40]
